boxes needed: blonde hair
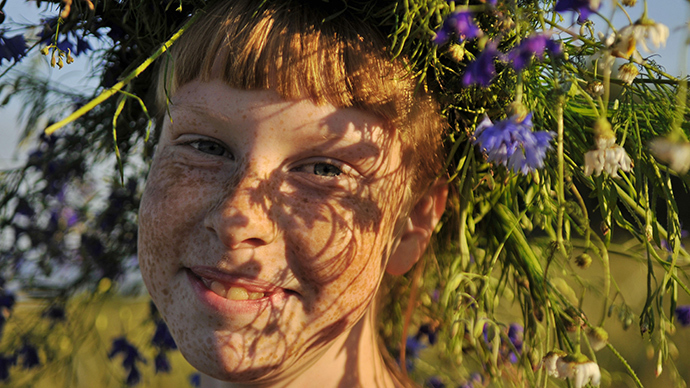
[156,0,445,193]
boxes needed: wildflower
[540,350,568,378]
[554,0,601,23]
[506,323,524,363]
[189,373,201,387]
[675,305,690,327]
[586,327,609,351]
[154,352,171,373]
[617,63,639,85]
[0,353,16,381]
[542,352,601,388]
[426,376,446,388]
[617,20,669,54]
[507,33,563,71]
[126,366,141,386]
[462,42,500,87]
[583,118,632,178]
[108,336,146,385]
[0,33,27,65]
[152,320,177,350]
[574,253,592,268]
[17,344,40,369]
[649,136,690,174]
[433,11,481,46]
[473,113,555,175]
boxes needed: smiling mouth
[201,278,266,300]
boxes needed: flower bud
[586,81,604,97]
[574,253,592,268]
[618,63,639,85]
[622,0,637,6]
[448,44,465,62]
[40,46,51,56]
[587,327,609,351]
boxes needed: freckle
[242,114,247,119]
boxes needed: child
[137,1,448,386]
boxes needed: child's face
[138,79,410,381]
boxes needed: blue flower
[506,323,524,363]
[152,320,177,350]
[154,352,171,373]
[17,344,40,369]
[462,42,500,87]
[473,114,555,175]
[554,0,601,23]
[675,306,690,327]
[126,366,141,386]
[189,373,201,387]
[108,336,146,384]
[433,11,481,46]
[507,34,563,70]
[0,33,27,65]
[415,323,438,345]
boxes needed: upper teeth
[206,279,265,300]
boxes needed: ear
[386,181,448,276]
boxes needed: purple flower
[0,353,16,381]
[507,323,524,363]
[189,373,201,387]
[675,306,690,327]
[17,344,40,369]
[554,0,601,23]
[108,336,146,371]
[154,352,171,373]
[462,42,500,87]
[126,366,141,386]
[507,34,563,70]
[0,33,27,65]
[433,11,481,45]
[473,114,555,174]
[426,376,446,388]
[152,320,177,350]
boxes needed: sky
[0,0,689,168]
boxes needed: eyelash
[185,139,233,160]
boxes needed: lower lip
[186,270,285,315]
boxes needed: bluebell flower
[154,352,171,373]
[433,11,481,46]
[17,344,40,369]
[0,353,16,381]
[507,34,563,70]
[0,33,27,65]
[473,114,555,175]
[675,305,690,327]
[554,0,601,23]
[462,42,500,87]
[152,320,177,350]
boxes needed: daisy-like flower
[583,119,632,178]
[649,136,690,174]
[554,0,602,23]
[433,11,481,46]
[675,305,690,327]
[611,19,669,60]
[617,63,639,85]
[473,111,556,175]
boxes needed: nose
[204,174,277,249]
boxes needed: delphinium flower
[675,305,690,327]
[0,32,27,65]
[433,11,481,46]
[554,0,602,23]
[462,41,501,87]
[506,33,563,71]
[583,118,632,178]
[617,63,639,85]
[649,136,690,174]
[506,323,523,363]
[473,110,556,175]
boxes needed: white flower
[612,20,669,59]
[584,119,632,178]
[649,137,690,174]
[587,327,609,352]
[617,63,639,85]
[584,137,633,178]
[541,352,601,388]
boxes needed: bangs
[159,0,411,127]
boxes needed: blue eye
[313,162,342,177]
[189,140,232,159]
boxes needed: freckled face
[138,80,409,382]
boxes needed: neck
[200,305,402,388]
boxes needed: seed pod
[575,253,592,268]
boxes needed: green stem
[45,10,203,135]
[556,95,566,257]
[607,343,644,388]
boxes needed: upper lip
[187,266,295,295]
